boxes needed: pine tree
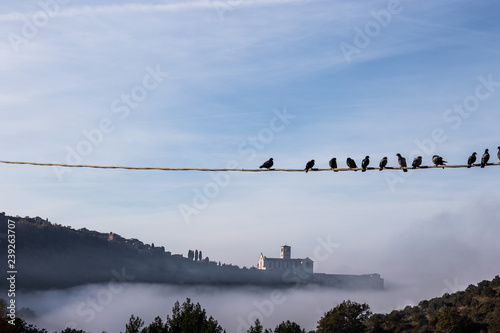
[247,318,263,333]
[125,315,144,333]
[166,298,224,333]
[141,316,167,333]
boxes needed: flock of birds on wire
[258,147,500,173]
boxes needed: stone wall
[312,273,384,290]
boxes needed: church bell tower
[280,245,291,259]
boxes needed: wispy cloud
[0,0,320,22]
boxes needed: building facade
[257,245,313,274]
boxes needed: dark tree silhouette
[60,329,87,333]
[141,316,167,333]
[247,318,264,333]
[166,298,224,333]
[125,314,144,333]
[274,320,306,333]
[316,300,371,333]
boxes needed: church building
[257,245,313,274]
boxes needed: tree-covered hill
[365,275,500,333]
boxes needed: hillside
[0,213,282,290]
[365,276,500,332]
[0,212,383,290]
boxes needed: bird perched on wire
[361,156,370,172]
[467,152,477,168]
[481,149,490,168]
[305,159,315,173]
[346,158,357,171]
[259,158,273,169]
[379,157,388,171]
[412,156,422,169]
[497,146,500,161]
[329,158,338,172]
[432,155,447,169]
[396,153,407,172]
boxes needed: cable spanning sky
[1,0,500,310]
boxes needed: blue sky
[2,0,500,307]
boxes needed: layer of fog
[17,271,495,333]
[12,282,452,333]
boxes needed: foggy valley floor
[17,277,497,333]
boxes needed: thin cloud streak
[0,0,319,22]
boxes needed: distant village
[8,213,171,254]
[1,213,384,290]
[1,212,236,268]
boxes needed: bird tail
[403,169,407,172]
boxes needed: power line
[0,160,499,172]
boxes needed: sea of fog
[16,278,483,333]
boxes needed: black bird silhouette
[432,155,447,169]
[396,153,407,172]
[412,156,422,169]
[467,152,477,168]
[346,158,357,171]
[361,156,370,172]
[481,149,490,168]
[497,146,500,161]
[305,159,315,173]
[379,157,388,171]
[329,158,338,172]
[259,158,273,169]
